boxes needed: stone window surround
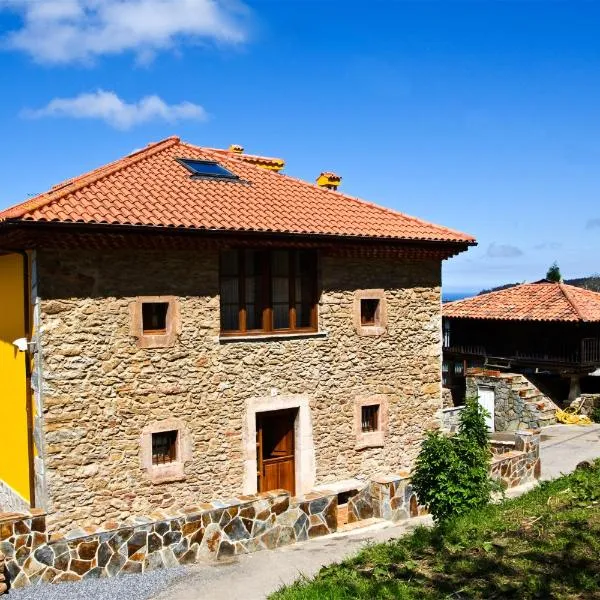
[130,295,180,348]
[242,394,316,496]
[354,395,388,449]
[140,418,192,484]
[353,289,388,336]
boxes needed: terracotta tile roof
[0,136,474,244]
[443,280,600,322]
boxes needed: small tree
[546,262,562,282]
[411,397,493,523]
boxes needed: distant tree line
[479,263,600,295]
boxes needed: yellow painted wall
[0,254,30,503]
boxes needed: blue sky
[1,1,599,293]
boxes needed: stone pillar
[568,375,582,404]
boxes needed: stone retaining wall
[0,489,337,592]
[348,473,420,523]
[573,393,600,416]
[490,430,541,488]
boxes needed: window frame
[140,419,192,484]
[131,296,180,349]
[353,289,388,337]
[176,157,239,180]
[354,395,388,449]
[219,249,319,337]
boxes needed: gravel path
[6,567,189,600]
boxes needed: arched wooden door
[256,408,297,495]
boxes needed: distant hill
[479,275,600,295]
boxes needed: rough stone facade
[466,370,557,431]
[0,482,29,515]
[438,405,464,433]
[35,248,442,532]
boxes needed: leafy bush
[570,462,600,505]
[591,407,600,424]
[411,397,493,523]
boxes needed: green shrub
[570,462,600,504]
[591,406,600,423]
[411,397,493,523]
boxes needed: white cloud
[486,243,524,259]
[23,90,208,129]
[0,0,248,64]
[586,218,600,230]
[533,241,561,251]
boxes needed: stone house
[442,280,600,430]
[0,137,474,533]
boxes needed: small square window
[361,405,379,432]
[142,302,169,335]
[360,299,379,326]
[354,290,387,336]
[152,430,178,465]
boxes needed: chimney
[316,171,341,191]
[229,144,244,154]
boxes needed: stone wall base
[490,430,541,488]
[348,473,421,523]
[0,490,339,592]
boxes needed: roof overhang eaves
[0,220,474,260]
[0,218,476,246]
[442,314,593,323]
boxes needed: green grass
[270,462,600,600]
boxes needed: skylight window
[177,158,238,179]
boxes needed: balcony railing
[444,337,600,367]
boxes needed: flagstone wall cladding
[348,473,420,523]
[35,248,442,532]
[490,431,541,488]
[0,490,337,592]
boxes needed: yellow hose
[555,406,592,425]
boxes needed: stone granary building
[0,137,474,532]
[442,280,600,430]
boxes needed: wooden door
[256,408,296,495]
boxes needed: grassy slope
[271,463,600,600]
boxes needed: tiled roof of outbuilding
[0,136,475,244]
[443,280,600,322]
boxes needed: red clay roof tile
[443,281,600,322]
[0,136,475,244]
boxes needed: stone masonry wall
[0,489,337,591]
[348,473,420,523]
[466,370,557,431]
[490,430,541,488]
[36,249,442,532]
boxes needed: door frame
[243,394,315,495]
[476,385,495,432]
